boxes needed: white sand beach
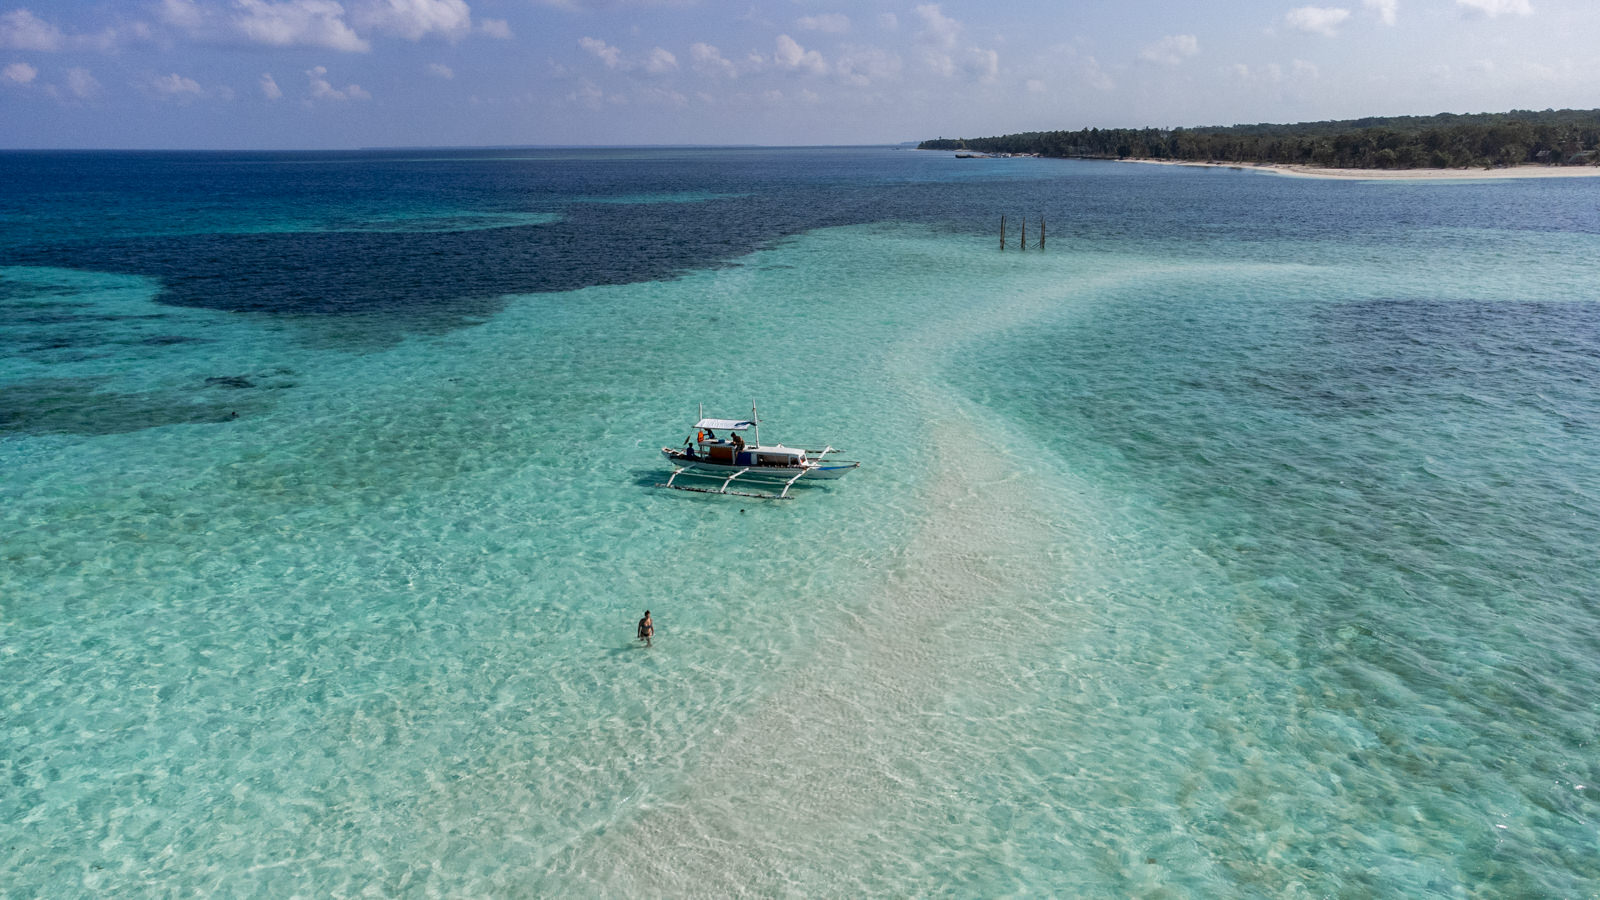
[1118,158,1600,181]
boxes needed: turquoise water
[3,150,1599,896]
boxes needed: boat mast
[751,401,760,446]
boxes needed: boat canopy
[695,418,755,431]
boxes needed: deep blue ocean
[3,148,1598,896]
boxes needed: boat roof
[695,417,755,431]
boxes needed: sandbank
[1118,158,1600,181]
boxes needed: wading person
[637,610,654,647]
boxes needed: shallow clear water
[3,149,1598,896]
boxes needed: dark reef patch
[7,198,833,341]
[1,377,257,436]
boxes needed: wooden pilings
[1000,215,1047,250]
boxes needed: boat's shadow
[629,467,671,490]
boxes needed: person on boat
[700,428,716,443]
[637,610,654,647]
[682,438,697,459]
[730,431,746,453]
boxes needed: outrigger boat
[660,403,860,499]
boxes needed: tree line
[919,109,1600,169]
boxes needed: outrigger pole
[661,464,797,500]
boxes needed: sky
[1,0,1597,149]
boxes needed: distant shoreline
[1116,158,1600,181]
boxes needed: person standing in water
[637,610,654,647]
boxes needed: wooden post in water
[1020,216,1026,251]
[999,215,1006,251]
[1039,215,1045,251]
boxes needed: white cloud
[643,46,677,74]
[1363,0,1398,25]
[260,71,283,98]
[1513,59,1577,82]
[834,45,901,86]
[98,23,148,51]
[962,47,998,82]
[353,0,470,42]
[1231,62,1285,83]
[478,18,512,39]
[567,77,624,109]
[579,36,621,68]
[914,4,959,48]
[0,9,64,51]
[1456,0,1532,16]
[306,64,369,100]
[1520,61,1555,80]
[427,61,453,78]
[1228,58,1320,84]
[3,60,37,84]
[690,42,736,78]
[159,0,207,31]
[235,0,370,52]
[534,0,685,8]
[923,43,1000,82]
[1284,6,1351,36]
[65,66,99,98]
[878,13,897,30]
[796,13,849,34]
[642,85,686,107]
[1074,53,1114,92]
[1140,34,1198,66]
[774,34,826,75]
[151,72,204,96]
[569,79,603,109]
[1026,78,1044,93]
[914,4,980,79]
[0,9,140,53]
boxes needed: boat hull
[660,448,859,481]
